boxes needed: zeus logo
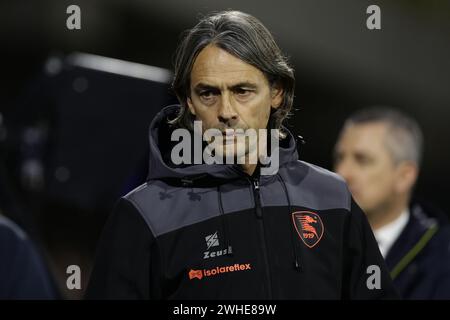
[203,246,233,259]
[205,232,219,250]
[203,231,233,259]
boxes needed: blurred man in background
[334,107,450,299]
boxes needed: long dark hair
[171,11,295,138]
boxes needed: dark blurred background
[0,0,449,299]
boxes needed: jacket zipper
[250,177,273,299]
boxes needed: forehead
[338,122,390,153]
[190,44,267,86]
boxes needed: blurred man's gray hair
[342,107,424,167]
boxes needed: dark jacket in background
[386,203,450,299]
[0,214,56,299]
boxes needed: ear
[394,161,418,194]
[186,96,196,115]
[270,83,284,110]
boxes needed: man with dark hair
[87,11,397,299]
[334,106,450,299]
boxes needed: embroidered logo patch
[292,211,324,248]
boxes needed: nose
[217,95,238,127]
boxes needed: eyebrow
[193,81,258,93]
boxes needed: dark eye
[234,88,253,98]
[199,90,219,104]
[198,90,219,105]
[355,154,373,166]
[200,91,214,98]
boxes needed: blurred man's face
[187,44,282,161]
[334,123,400,216]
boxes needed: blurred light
[45,56,63,76]
[21,159,44,191]
[66,52,172,83]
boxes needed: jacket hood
[147,105,299,184]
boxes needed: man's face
[334,123,400,216]
[187,44,283,160]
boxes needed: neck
[240,163,258,176]
[238,139,266,176]
[369,197,409,231]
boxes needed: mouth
[222,129,245,144]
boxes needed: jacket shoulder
[299,160,346,183]
[121,181,220,237]
[121,182,162,236]
[281,160,351,211]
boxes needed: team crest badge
[292,211,324,248]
